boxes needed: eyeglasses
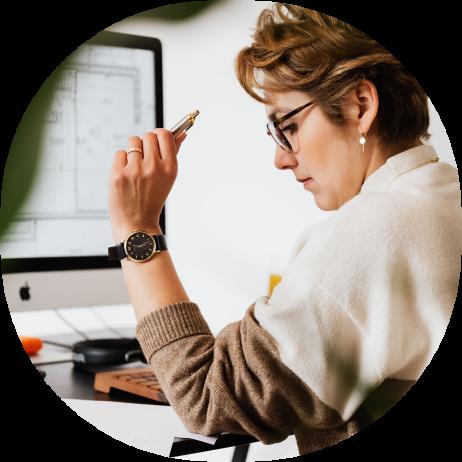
[266,100,315,152]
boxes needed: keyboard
[94,367,168,403]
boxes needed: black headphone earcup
[72,338,145,370]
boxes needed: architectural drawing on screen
[2,44,155,256]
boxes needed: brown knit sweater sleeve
[135,301,346,445]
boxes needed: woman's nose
[274,145,297,170]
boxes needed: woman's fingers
[142,131,161,167]
[153,129,177,175]
[175,132,187,154]
[117,129,186,175]
[126,135,143,168]
[111,150,127,175]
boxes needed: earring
[359,132,366,152]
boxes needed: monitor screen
[1,31,164,313]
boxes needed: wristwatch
[108,230,168,262]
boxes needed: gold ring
[126,147,143,155]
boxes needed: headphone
[72,338,147,371]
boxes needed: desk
[39,360,257,459]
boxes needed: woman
[107,4,461,456]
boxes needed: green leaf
[1,71,61,239]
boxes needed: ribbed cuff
[135,301,213,362]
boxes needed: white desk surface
[63,399,218,456]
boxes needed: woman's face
[265,89,377,211]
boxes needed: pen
[170,110,200,139]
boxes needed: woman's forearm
[119,227,190,322]
[108,128,189,323]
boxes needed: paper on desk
[62,399,218,456]
[30,343,73,365]
[174,427,219,444]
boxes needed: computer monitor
[1,31,164,314]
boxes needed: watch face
[124,232,156,261]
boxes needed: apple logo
[19,282,31,301]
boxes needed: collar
[360,143,439,193]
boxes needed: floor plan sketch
[2,44,156,257]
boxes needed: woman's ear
[353,79,379,134]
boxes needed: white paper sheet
[62,399,219,456]
[30,343,73,365]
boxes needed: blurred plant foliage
[1,69,61,239]
[0,0,223,241]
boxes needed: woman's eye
[281,124,297,134]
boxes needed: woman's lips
[296,177,314,189]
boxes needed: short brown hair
[235,3,430,151]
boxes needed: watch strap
[108,242,127,261]
[153,234,168,252]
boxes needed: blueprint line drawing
[2,44,156,255]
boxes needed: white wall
[107,1,456,338]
